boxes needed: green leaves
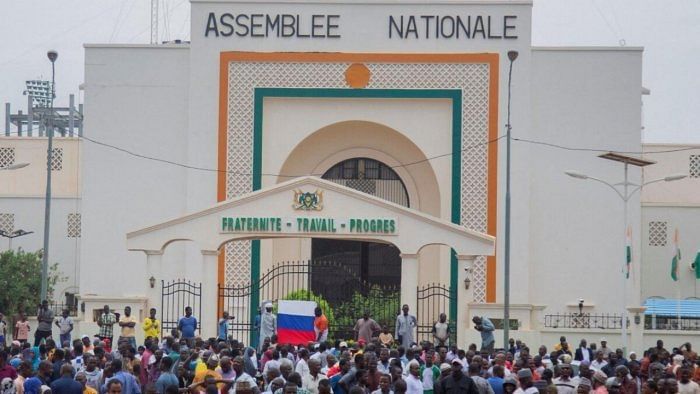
[0,249,63,320]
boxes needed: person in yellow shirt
[193,358,223,388]
[75,372,98,394]
[143,308,161,340]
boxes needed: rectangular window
[0,147,15,168]
[0,213,14,234]
[51,148,63,171]
[648,221,668,247]
[690,155,700,178]
[67,213,81,238]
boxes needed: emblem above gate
[292,189,324,211]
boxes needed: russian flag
[277,300,317,345]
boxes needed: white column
[457,255,476,347]
[400,253,419,316]
[201,250,220,339]
[145,251,163,312]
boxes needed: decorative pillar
[400,253,419,318]
[457,255,476,347]
[201,250,220,339]
[145,251,163,312]
[627,306,646,356]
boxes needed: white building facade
[15,0,700,349]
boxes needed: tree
[0,249,63,319]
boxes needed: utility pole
[41,50,58,302]
[503,50,518,348]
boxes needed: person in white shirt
[514,369,539,394]
[405,360,423,394]
[295,349,311,379]
[54,310,74,348]
[302,359,327,394]
[553,364,579,394]
[590,351,608,372]
[679,367,700,394]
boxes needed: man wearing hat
[553,364,578,394]
[436,358,479,394]
[514,369,538,394]
[259,302,276,352]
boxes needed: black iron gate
[416,283,456,345]
[161,279,202,338]
[218,260,401,345]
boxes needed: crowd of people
[1,302,699,394]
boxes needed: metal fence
[49,301,78,317]
[219,260,404,345]
[644,316,700,331]
[416,284,456,344]
[544,313,628,329]
[161,280,202,337]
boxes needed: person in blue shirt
[488,365,506,394]
[177,307,198,346]
[103,359,141,394]
[155,357,178,394]
[217,311,232,342]
[49,364,83,394]
[472,316,495,353]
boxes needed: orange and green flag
[671,228,681,282]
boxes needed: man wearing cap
[472,316,495,354]
[514,369,538,394]
[259,303,276,352]
[436,358,479,394]
[553,364,579,394]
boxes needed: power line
[512,137,700,155]
[71,134,700,179]
[80,134,505,178]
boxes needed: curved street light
[565,167,687,352]
[0,162,30,170]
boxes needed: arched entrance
[311,158,408,303]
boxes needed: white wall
[528,48,644,314]
[641,205,700,300]
[81,45,191,297]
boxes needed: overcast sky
[1,0,698,143]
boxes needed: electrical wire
[512,137,700,155]
[79,134,505,178]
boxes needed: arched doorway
[311,158,408,304]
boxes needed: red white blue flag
[277,300,317,345]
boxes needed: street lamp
[503,49,518,348]
[41,49,58,302]
[0,163,30,170]
[0,229,34,250]
[565,152,687,353]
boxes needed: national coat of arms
[292,189,324,211]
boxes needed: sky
[1,0,698,143]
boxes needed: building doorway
[311,158,409,302]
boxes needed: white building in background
[641,145,700,302]
[2,0,700,348]
[0,136,82,306]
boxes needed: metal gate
[218,259,400,345]
[416,283,456,345]
[161,279,202,338]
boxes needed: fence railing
[544,313,628,329]
[644,316,700,331]
[49,302,78,317]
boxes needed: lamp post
[565,152,687,353]
[503,49,518,347]
[0,229,34,250]
[41,49,58,302]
